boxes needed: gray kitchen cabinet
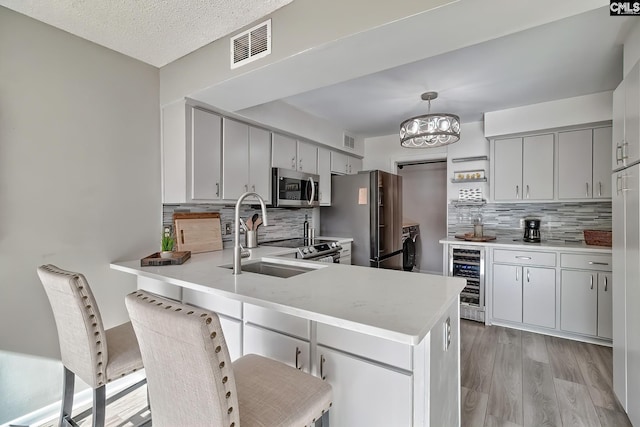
[612,61,640,171]
[492,263,556,329]
[243,324,311,373]
[330,151,362,175]
[613,81,626,171]
[272,133,318,174]
[493,134,554,201]
[317,147,332,205]
[598,272,613,340]
[222,118,271,201]
[558,127,612,200]
[339,241,351,264]
[190,107,222,201]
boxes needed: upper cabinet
[613,62,640,171]
[317,147,332,206]
[558,127,612,200]
[222,118,271,202]
[272,133,318,174]
[493,134,554,201]
[330,151,362,175]
[190,107,222,201]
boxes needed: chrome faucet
[234,192,268,275]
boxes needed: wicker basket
[583,230,612,247]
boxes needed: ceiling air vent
[230,19,271,69]
[343,134,355,149]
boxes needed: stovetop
[259,238,336,248]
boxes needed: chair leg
[59,366,75,427]
[92,385,106,427]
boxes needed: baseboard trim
[2,371,146,427]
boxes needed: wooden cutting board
[173,212,223,253]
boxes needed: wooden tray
[454,234,497,242]
[141,251,191,266]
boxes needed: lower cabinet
[339,242,352,265]
[316,345,413,427]
[492,264,556,329]
[560,270,612,338]
[243,323,310,372]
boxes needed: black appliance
[523,218,541,243]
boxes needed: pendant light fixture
[400,91,460,148]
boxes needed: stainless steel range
[260,238,342,262]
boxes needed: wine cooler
[448,245,485,323]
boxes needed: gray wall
[398,162,448,274]
[0,7,160,423]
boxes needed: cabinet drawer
[560,253,612,271]
[493,249,556,267]
[244,303,310,340]
[316,323,412,370]
[182,288,242,319]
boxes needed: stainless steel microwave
[272,168,320,207]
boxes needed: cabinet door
[348,156,363,174]
[219,316,242,361]
[493,138,523,201]
[598,273,613,339]
[492,264,522,323]
[558,129,592,199]
[248,126,271,201]
[272,133,297,171]
[222,118,249,199]
[317,147,332,206]
[243,324,310,373]
[297,141,318,174]
[522,266,556,329]
[191,108,222,200]
[624,62,640,167]
[560,270,597,336]
[613,82,626,171]
[317,345,413,427]
[523,134,554,200]
[330,151,349,174]
[593,127,612,198]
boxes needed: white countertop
[111,245,465,346]
[439,237,612,253]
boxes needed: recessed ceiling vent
[230,19,271,69]
[343,134,355,149]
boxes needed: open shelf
[451,155,489,163]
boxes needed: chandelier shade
[400,92,460,148]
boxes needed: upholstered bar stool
[37,264,146,427]
[125,290,333,427]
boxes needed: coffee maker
[523,218,541,243]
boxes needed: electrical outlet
[520,218,525,228]
[225,222,231,235]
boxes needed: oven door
[273,168,319,207]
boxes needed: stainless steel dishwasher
[448,245,485,323]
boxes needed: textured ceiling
[0,0,293,67]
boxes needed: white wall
[238,100,364,155]
[0,7,160,423]
[398,163,447,274]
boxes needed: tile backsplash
[163,204,313,245]
[448,202,612,242]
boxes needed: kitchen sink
[223,259,323,278]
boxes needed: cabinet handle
[299,158,303,170]
[617,144,623,163]
[516,185,519,198]
[617,175,622,195]
[598,182,602,197]
[244,184,248,192]
[252,184,255,192]
[586,182,589,197]
[588,261,609,266]
[349,164,352,173]
[216,182,220,197]
[516,269,519,281]
[605,276,608,292]
[295,347,302,370]
[291,157,296,169]
[590,275,594,290]
[526,184,530,199]
[623,141,629,160]
[515,256,532,260]
[527,268,530,283]
[320,355,326,380]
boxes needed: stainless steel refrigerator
[321,170,403,269]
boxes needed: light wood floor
[40,321,632,427]
[460,320,632,427]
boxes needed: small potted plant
[160,227,175,258]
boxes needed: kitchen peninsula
[111,246,465,427]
